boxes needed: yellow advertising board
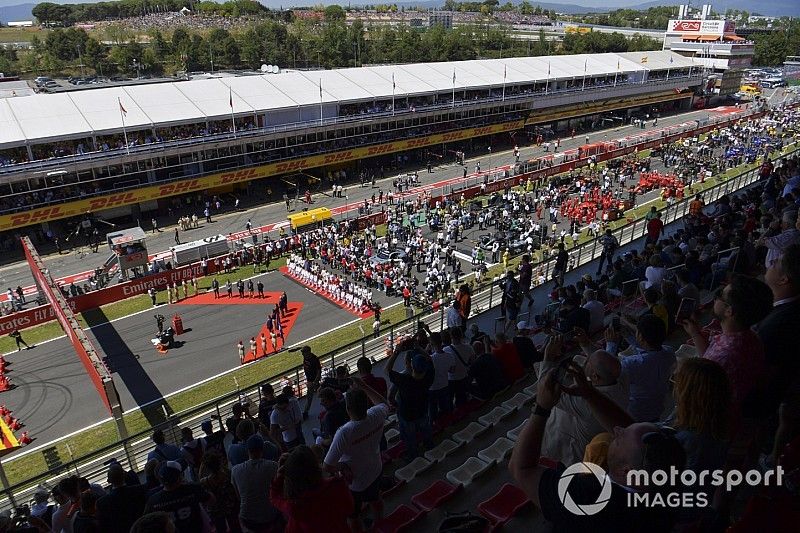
[0,120,524,231]
[525,91,689,126]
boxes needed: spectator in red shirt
[270,446,354,533]
[492,332,524,383]
[645,213,664,247]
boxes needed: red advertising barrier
[21,237,115,414]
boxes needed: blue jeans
[398,414,433,460]
[428,387,452,422]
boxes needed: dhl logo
[440,132,466,142]
[220,168,258,184]
[473,126,494,136]
[88,192,137,211]
[322,151,354,164]
[9,206,65,227]
[366,144,395,156]
[275,160,308,173]
[406,138,432,149]
[158,179,201,196]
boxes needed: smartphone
[553,357,574,386]
[676,298,696,323]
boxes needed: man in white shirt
[444,327,475,407]
[581,289,605,335]
[325,380,389,531]
[269,393,302,450]
[428,332,455,421]
[446,300,462,330]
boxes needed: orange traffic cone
[19,431,31,445]
[0,375,10,392]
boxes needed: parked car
[369,248,408,267]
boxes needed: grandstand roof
[0,51,696,148]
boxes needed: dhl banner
[0,120,525,232]
[526,91,690,126]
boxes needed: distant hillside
[0,3,34,23]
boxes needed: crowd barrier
[1,138,796,510]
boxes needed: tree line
[1,17,663,78]
[31,0,271,26]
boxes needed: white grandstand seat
[502,392,533,412]
[507,420,528,441]
[385,428,400,442]
[424,439,462,463]
[452,422,489,444]
[446,457,492,487]
[388,413,398,425]
[395,457,433,483]
[478,406,513,427]
[478,437,516,465]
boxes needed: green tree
[323,4,346,22]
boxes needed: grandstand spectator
[95,463,147,533]
[509,359,686,532]
[512,321,541,369]
[428,331,455,422]
[274,446,354,533]
[670,357,731,470]
[386,344,434,460]
[603,314,676,422]
[356,356,387,403]
[228,419,278,466]
[642,287,669,332]
[230,434,282,532]
[199,420,226,458]
[539,334,627,465]
[445,299,462,329]
[324,383,388,530]
[270,394,303,451]
[500,270,523,330]
[198,452,239,533]
[758,210,800,268]
[301,346,322,420]
[71,491,99,533]
[556,295,590,334]
[643,254,667,290]
[257,383,277,427]
[681,275,773,407]
[581,289,605,335]
[468,340,507,399]
[597,229,619,275]
[180,427,206,482]
[675,268,700,302]
[444,326,475,406]
[315,387,348,448]
[144,461,215,533]
[492,332,524,384]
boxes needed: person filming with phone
[537,333,629,465]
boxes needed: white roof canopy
[0,50,696,149]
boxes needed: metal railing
[0,138,794,511]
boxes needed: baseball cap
[159,461,183,483]
[516,321,529,331]
[246,434,265,452]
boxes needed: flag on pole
[392,72,395,90]
[547,62,551,77]
[503,64,507,81]
[118,97,129,155]
[669,56,674,64]
[118,98,127,117]
[229,87,233,109]
[617,60,620,71]
[584,59,587,73]
[319,79,323,99]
